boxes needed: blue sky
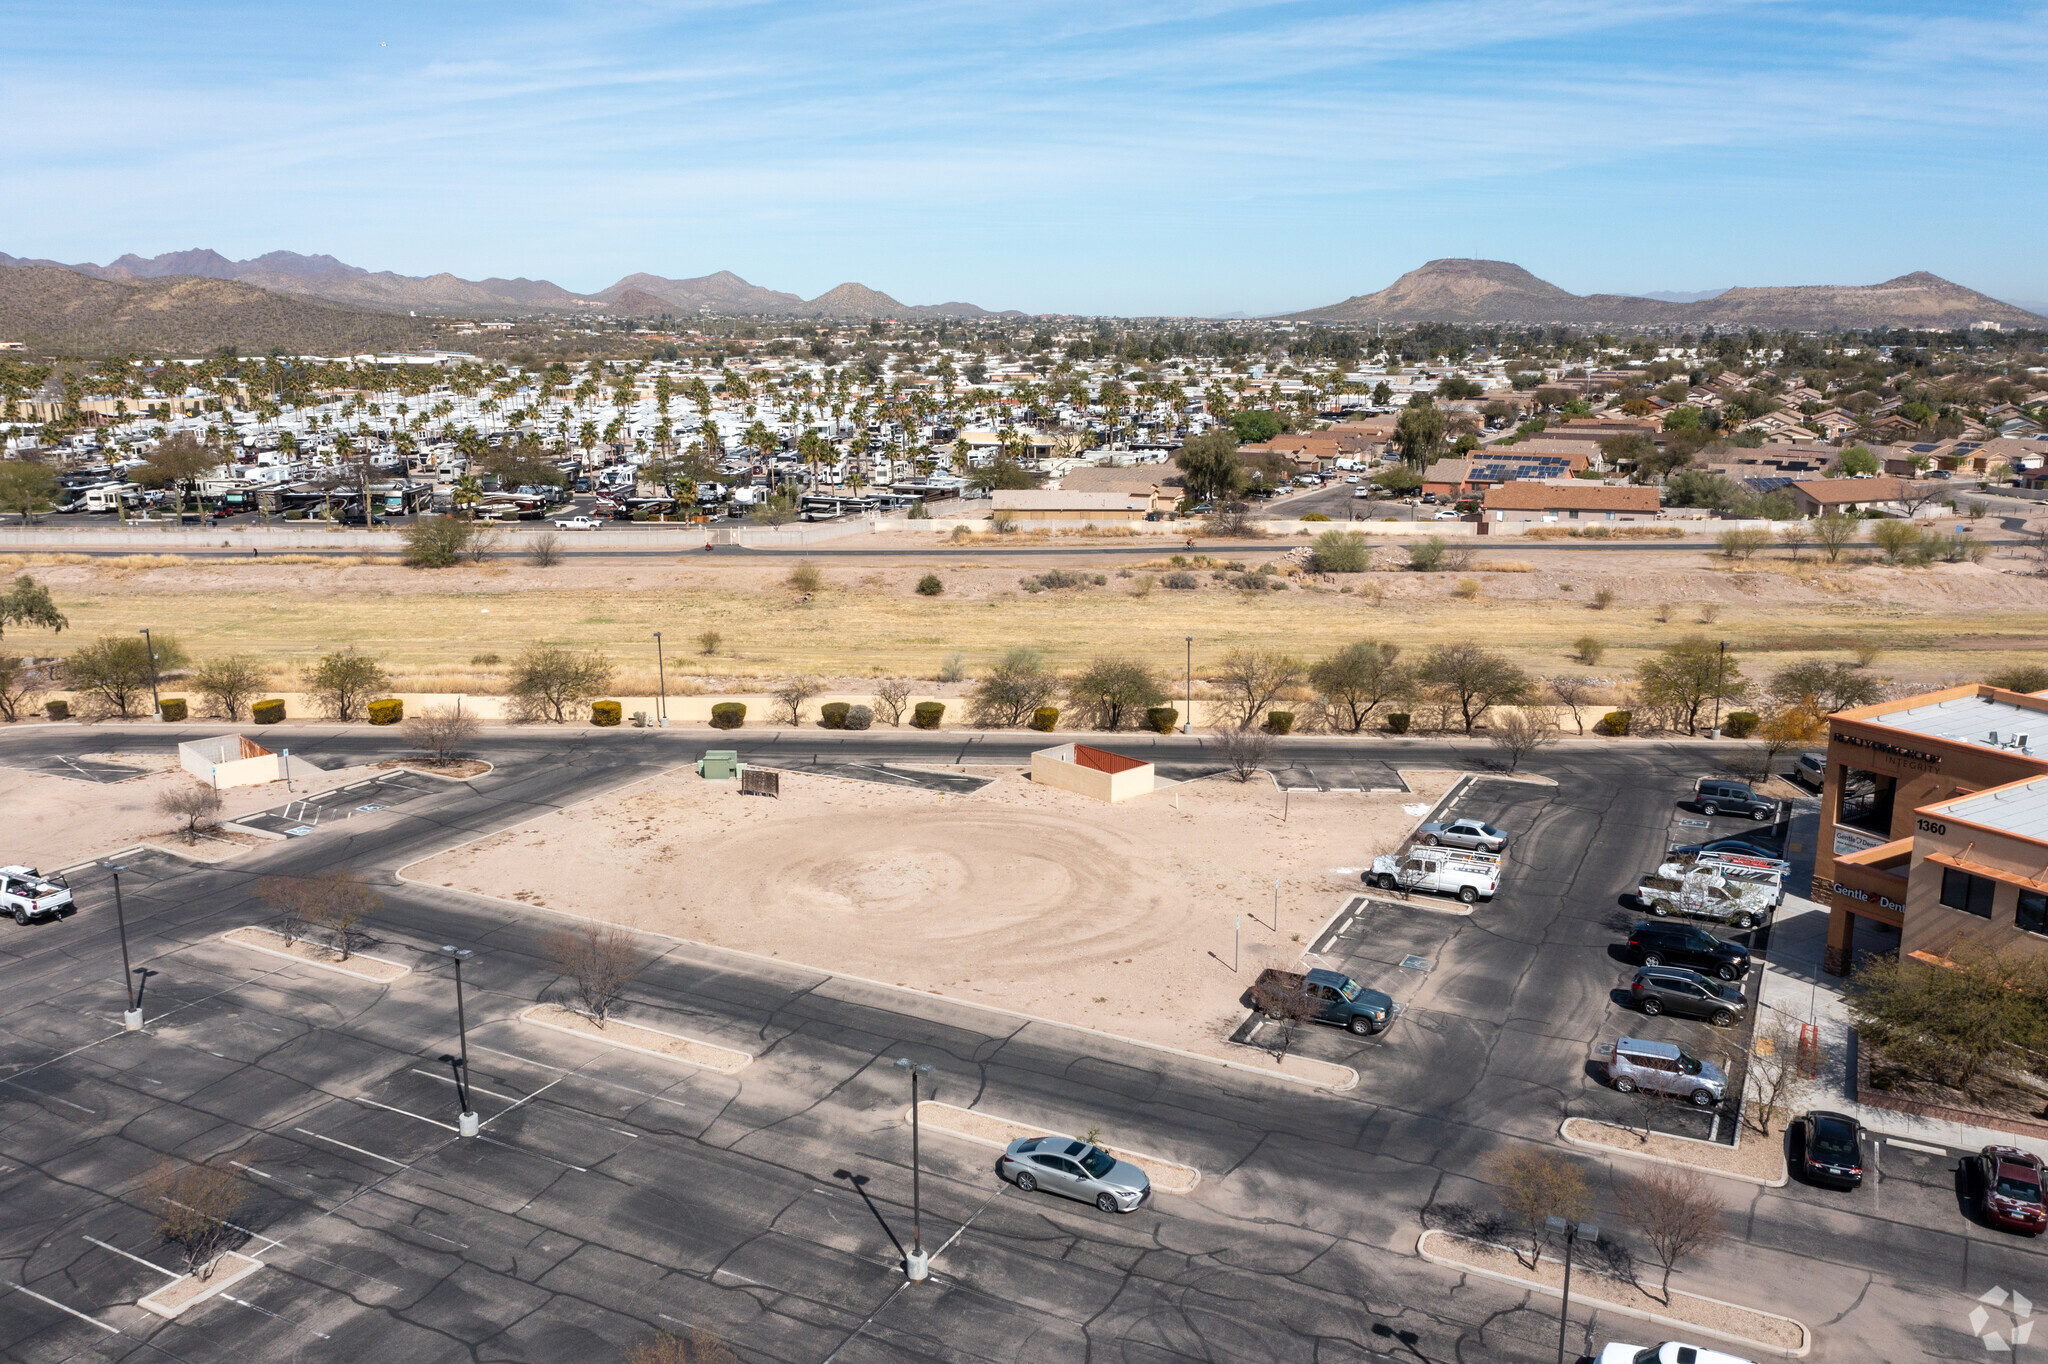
[3,1,2044,315]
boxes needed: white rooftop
[1936,776,2048,842]
[1864,693,2048,757]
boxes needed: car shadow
[1605,944,1638,966]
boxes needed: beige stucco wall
[1029,749,1155,803]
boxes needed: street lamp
[138,628,161,718]
[1184,636,1193,734]
[105,863,143,1030]
[1712,639,1730,738]
[895,1057,936,1280]
[1544,1216,1599,1364]
[652,632,667,727]
[441,946,479,1136]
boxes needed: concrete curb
[1558,1117,1789,1188]
[138,1252,264,1319]
[1416,1229,1812,1357]
[518,1004,752,1074]
[217,928,413,983]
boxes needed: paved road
[0,727,2035,1363]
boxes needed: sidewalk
[1757,893,2048,1161]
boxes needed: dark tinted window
[1941,867,1996,919]
[2020,891,2048,935]
[1808,1118,1858,1160]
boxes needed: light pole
[138,628,161,718]
[105,863,143,1030]
[1183,636,1193,734]
[653,631,667,727]
[1712,639,1730,738]
[441,946,478,1136]
[895,1057,935,1280]
[1545,1216,1599,1364]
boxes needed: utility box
[697,750,739,780]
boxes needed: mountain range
[1290,258,2047,330]
[0,249,1020,321]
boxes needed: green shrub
[1724,711,1760,739]
[1307,529,1371,573]
[820,701,851,729]
[591,700,622,727]
[1265,711,1295,735]
[710,702,746,729]
[1386,712,1412,734]
[1596,710,1632,736]
[1162,571,1199,590]
[916,573,943,596]
[1145,706,1179,734]
[1030,706,1059,732]
[44,698,69,720]
[912,701,945,729]
[252,698,284,724]
[367,698,404,726]
[158,697,187,723]
[844,704,873,731]
[1300,512,1330,522]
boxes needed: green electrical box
[697,750,739,780]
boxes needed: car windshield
[1336,979,1360,1001]
[1678,1054,1703,1075]
[1997,1173,2042,1203]
[1077,1145,1118,1179]
[1809,1122,1857,1159]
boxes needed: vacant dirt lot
[409,764,1461,1079]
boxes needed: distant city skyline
[4,1,2042,317]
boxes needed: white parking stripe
[10,1282,122,1333]
[295,1125,410,1169]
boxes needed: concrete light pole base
[905,1250,929,1281]
[122,1008,143,1031]
[459,1111,480,1137]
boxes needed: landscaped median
[137,1251,264,1319]
[1560,1117,1788,1187]
[1417,1228,1810,1358]
[220,926,412,983]
[519,1003,752,1074]
[909,1100,1201,1193]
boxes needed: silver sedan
[1417,818,1508,852]
[999,1136,1151,1213]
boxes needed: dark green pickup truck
[1251,967,1393,1035]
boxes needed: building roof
[1841,687,2048,758]
[1790,475,1905,504]
[991,490,1145,511]
[1929,776,2048,842]
[1059,465,1180,495]
[1481,481,1659,512]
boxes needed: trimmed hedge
[159,697,187,723]
[1724,711,1760,739]
[1386,712,1411,734]
[1265,710,1295,736]
[710,702,746,729]
[844,704,873,731]
[820,701,851,730]
[252,698,284,725]
[367,698,404,726]
[912,701,945,730]
[1145,706,1179,734]
[1596,710,1632,737]
[591,700,622,727]
[44,699,68,720]
[1030,706,1059,732]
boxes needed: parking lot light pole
[139,628,161,718]
[895,1058,935,1280]
[1544,1216,1598,1364]
[1183,636,1193,734]
[106,863,142,1030]
[442,946,478,1136]
[1711,640,1729,739]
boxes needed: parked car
[1691,778,1778,821]
[1596,1343,1757,1364]
[1978,1146,2048,1234]
[1667,838,1785,866]
[1626,921,1750,980]
[1431,509,1460,520]
[1628,966,1745,1026]
[1250,967,1393,1036]
[1635,866,1774,930]
[1790,752,1826,790]
[998,1136,1151,1213]
[1416,818,1508,853]
[1,866,74,925]
[1367,847,1499,903]
[1353,486,1372,499]
[1794,1111,1866,1189]
[1607,1036,1726,1106]
[552,515,603,530]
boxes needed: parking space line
[406,1067,522,1104]
[468,1042,692,1109]
[475,1133,588,1172]
[479,1076,564,1128]
[1885,1136,1948,1156]
[9,1282,121,1334]
[81,1236,182,1279]
[221,1291,332,1340]
[353,1095,460,1131]
[295,1126,410,1169]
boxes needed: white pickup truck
[1665,850,1788,906]
[2,866,74,925]
[1636,864,1776,930]
[551,514,602,531]
[1367,848,1500,904]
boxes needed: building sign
[1834,827,1889,858]
[1823,880,1904,913]
[1834,730,1942,771]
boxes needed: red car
[1979,1147,2048,1235]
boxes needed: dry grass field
[6,536,2046,698]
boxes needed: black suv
[1692,779,1778,821]
[1627,921,1750,980]
[1628,966,1746,1026]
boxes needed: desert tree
[1717,527,1770,561]
[1766,659,1884,714]
[0,573,67,639]
[302,648,390,721]
[872,677,914,726]
[626,1327,743,1364]
[1488,709,1558,773]
[1617,1165,1725,1305]
[192,653,265,720]
[524,531,562,567]
[157,784,223,843]
[1212,723,1274,782]
[508,645,615,722]
[1416,642,1531,734]
[0,653,52,721]
[967,648,1058,727]
[142,1151,250,1277]
[697,629,722,656]
[546,922,640,1027]
[1491,1147,1592,1269]
[1634,636,1748,735]
[1744,1012,1823,1139]
[1308,641,1409,733]
[401,702,480,762]
[257,870,381,959]
[786,560,825,593]
[401,515,473,568]
[1065,656,1165,731]
[1809,511,1860,563]
[1211,648,1304,730]
[1848,943,2048,1095]
[1251,971,1322,1062]
[463,523,501,563]
[770,675,825,726]
[0,460,59,524]
[69,633,187,717]
[1547,675,1597,735]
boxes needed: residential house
[990,489,1164,524]
[1784,475,1906,517]
[1480,480,1659,524]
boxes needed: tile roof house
[1785,476,1906,517]
[1481,480,1660,523]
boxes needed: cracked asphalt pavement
[0,726,2036,1362]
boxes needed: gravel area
[1562,1116,1788,1185]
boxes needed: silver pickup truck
[1636,864,1774,930]
[2,866,74,925]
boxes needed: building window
[1940,867,1996,919]
[2019,890,2048,935]
[1837,767,1897,835]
